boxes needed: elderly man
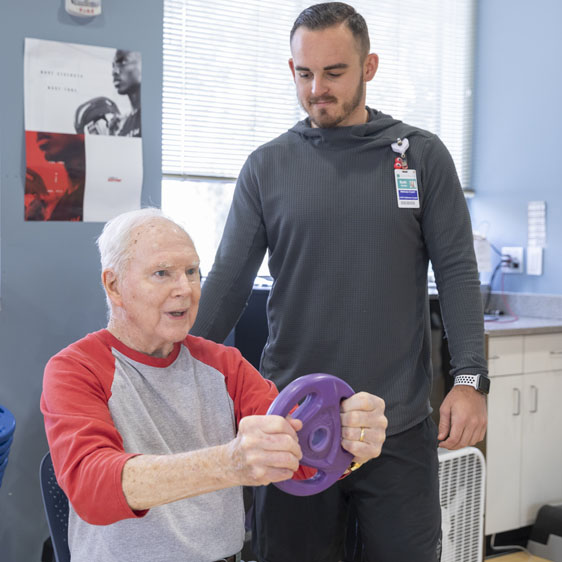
[41,208,387,562]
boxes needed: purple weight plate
[266,373,354,496]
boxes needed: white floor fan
[438,447,486,562]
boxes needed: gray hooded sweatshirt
[192,107,486,435]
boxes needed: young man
[192,3,489,561]
[41,208,387,562]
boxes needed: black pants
[251,417,441,562]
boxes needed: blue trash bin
[0,405,16,488]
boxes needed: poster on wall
[24,38,143,222]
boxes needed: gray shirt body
[192,108,487,435]
[67,344,244,562]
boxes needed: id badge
[394,169,419,208]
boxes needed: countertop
[485,315,562,337]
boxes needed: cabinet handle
[529,385,538,413]
[549,350,562,355]
[513,388,520,416]
[489,355,500,360]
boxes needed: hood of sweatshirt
[288,106,423,150]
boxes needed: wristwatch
[453,373,491,395]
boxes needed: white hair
[96,208,193,315]
[97,207,191,277]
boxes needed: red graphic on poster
[25,131,85,221]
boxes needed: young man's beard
[303,75,365,129]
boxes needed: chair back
[0,405,16,488]
[39,452,71,562]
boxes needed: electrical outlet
[501,246,524,274]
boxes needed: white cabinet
[485,333,562,536]
[523,333,562,372]
[486,372,524,533]
[487,335,524,376]
[519,370,562,525]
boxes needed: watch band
[454,373,490,394]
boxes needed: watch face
[478,375,491,394]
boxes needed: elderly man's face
[113,220,201,357]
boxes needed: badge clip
[391,138,409,169]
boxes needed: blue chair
[40,452,71,562]
[0,405,16,488]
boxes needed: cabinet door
[523,333,562,373]
[488,336,524,376]
[485,374,524,535]
[520,370,562,526]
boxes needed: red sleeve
[186,336,315,480]
[40,332,146,525]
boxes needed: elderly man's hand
[340,392,387,467]
[227,415,303,487]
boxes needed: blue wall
[470,0,562,294]
[0,2,162,560]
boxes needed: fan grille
[438,447,485,562]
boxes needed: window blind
[163,0,476,186]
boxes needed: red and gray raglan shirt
[41,329,281,562]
